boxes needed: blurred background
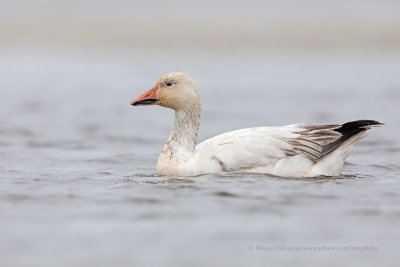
[0,1,399,267]
[1,0,400,51]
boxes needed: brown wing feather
[285,120,382,163]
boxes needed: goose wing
[194,120,382,175]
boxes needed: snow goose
[131,72,382,177]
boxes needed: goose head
[131,72,200,111]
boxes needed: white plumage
[131,72,382,177]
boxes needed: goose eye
[166,82,172,87]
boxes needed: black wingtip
[318,120,383,157]
[335,120,383,134]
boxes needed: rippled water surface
[0,50,399,267]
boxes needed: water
[0,50,400,267]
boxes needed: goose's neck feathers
[163,102,201,162]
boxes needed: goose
[131,72,382,177]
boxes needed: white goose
[131,72,382,177]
